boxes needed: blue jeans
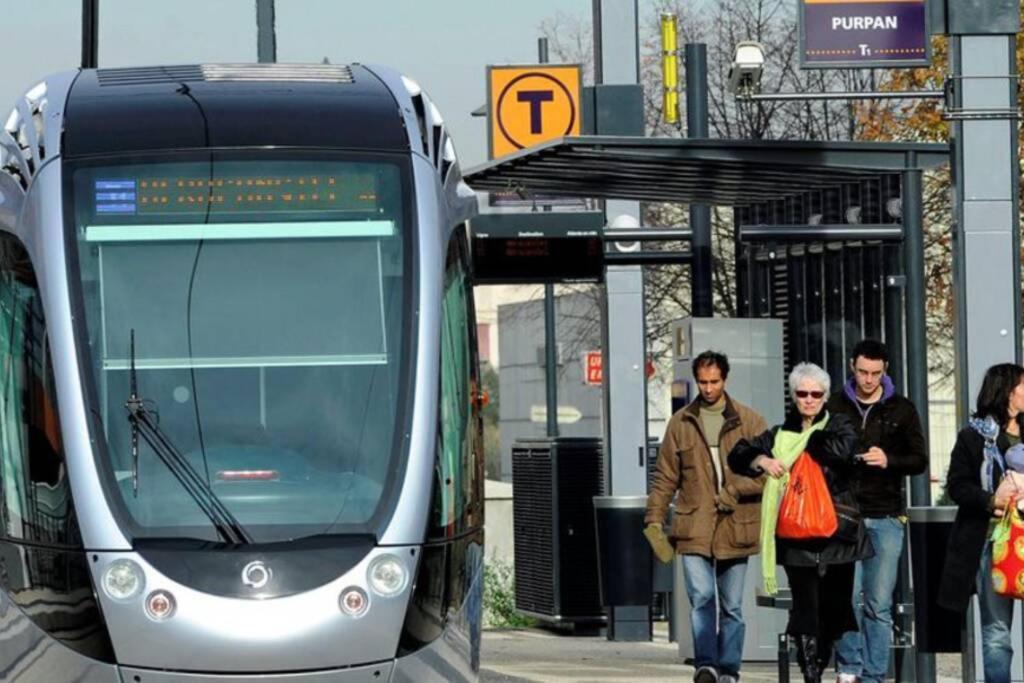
[977,542,1014,683]
[835,517,904,683]
[681,554,748,677]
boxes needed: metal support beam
[686,44,712,317]
[900,162,929,683]
[544,283,559,437]
[538,37,558,439]
[594,0,648,643]
[256,0,276,64]
[740,90,943,102]
[952,34,1022,411]
[81,0,99,69]
[739,224,902,242]
[949,20,1021,680]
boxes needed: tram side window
[431,234,482,538]
[0,239,76,546]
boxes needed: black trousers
[784,562,859,644]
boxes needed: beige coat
[645,394,767,560]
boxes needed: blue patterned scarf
[970,416,1005,493]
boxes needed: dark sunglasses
[795,390,825,399]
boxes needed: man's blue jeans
[681,554,748,677]
[835,517,905,682]
[976,542,1014,683]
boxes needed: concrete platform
[480,625,965,682]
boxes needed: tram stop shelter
[464,135,951,671]
[465,135,947,403]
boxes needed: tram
[0,63,482,682]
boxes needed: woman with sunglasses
[938,363,1024,683]
[729,362,870,683]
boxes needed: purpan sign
[800,0,930,69]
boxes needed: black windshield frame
[62,148,419,545]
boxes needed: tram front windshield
[68,154,411,543]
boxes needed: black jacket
[826,384,928,517]
[729,411,873,567]
[937,426,1012,613]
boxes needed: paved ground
[480,625,966,682]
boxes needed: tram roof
[464,136,949,206]
[63,64,410,157]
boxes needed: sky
[0,0,625,168]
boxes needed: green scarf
[760,414,829,595]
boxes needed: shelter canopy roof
[464,136,949,206]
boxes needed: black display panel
[472,236,603,284]
[469,212,606,285]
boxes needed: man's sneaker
[837,675,858,683]
[694,666,718,683]
[719,675,738,683]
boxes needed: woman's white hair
[788,362,831,399]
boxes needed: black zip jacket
[825,388,928,517]
[728,411,873,567]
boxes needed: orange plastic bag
[776,452,838,540]
[992,500,1024,599]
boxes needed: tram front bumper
[118,661,394,682]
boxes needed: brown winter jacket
[645,394,768,560]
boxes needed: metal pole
[81,0,99,69]
[256,0,276,64]
[740,90,944,102]
[686,44,712,317]
[883,245,905,394]
[544,285,559,437]
[902,155,935,683]
[536,36,559,438]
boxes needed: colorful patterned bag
[991,500,1024,599]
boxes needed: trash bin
[593,495,652,607]
[908,506,962,652]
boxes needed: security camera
[728,41,765,96]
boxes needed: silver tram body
[0,63,482,682]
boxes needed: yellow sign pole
[660,14,680,128]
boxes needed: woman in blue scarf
[938,363,1024,683]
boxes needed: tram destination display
[799,0,930,68]
[470,212,605,284]
[89,164,388,221]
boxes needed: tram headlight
[368,555,408,597]
[145,590,177,621]
[339,587,369,617]
[102,559,145,601]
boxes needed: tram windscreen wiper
[124,331,251,545]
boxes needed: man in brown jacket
[644,350,767,683]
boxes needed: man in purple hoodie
[828,339,928,683]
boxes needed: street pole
[948,6,1021,676]
[538,36,559,438]
[256,0,276,64]
[594,0,649,642]
[81,0,99,69]
[901,156,932,683]
[686,44,712,317]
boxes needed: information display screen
[472,235,603,284]
[82,158,397,226]
[93,172,379,218]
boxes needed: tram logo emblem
[487,65,581,159]
[242,561,271,589]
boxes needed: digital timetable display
[92,172,381,218]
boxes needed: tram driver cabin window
[70,159,407,534]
